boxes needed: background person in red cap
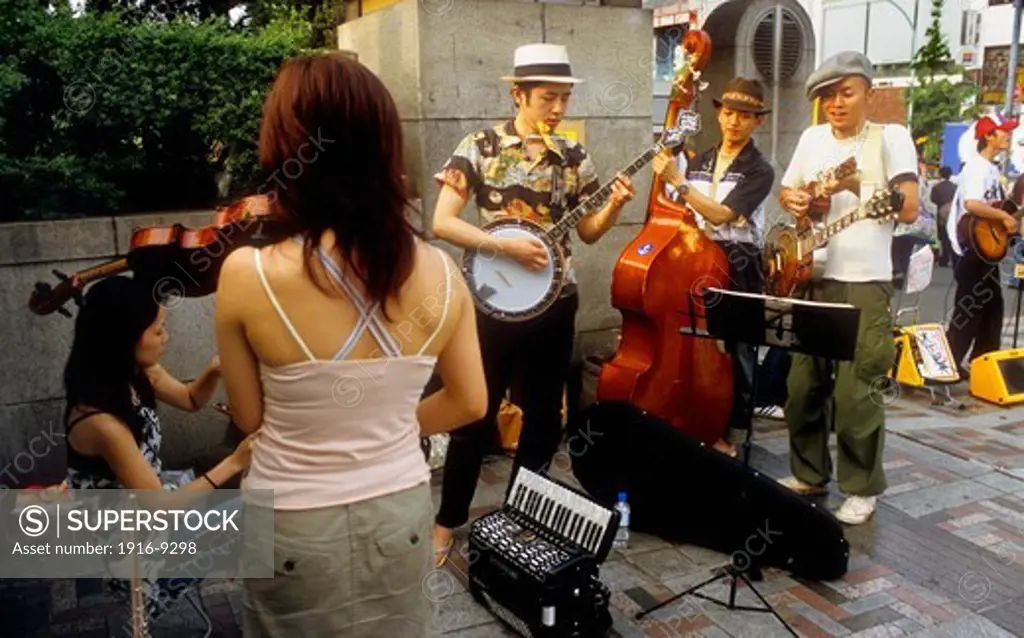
[944,112,1019,378]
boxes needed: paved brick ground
[8,259,1024,638]
[5,377,1024,637]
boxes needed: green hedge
[0,4,314,221]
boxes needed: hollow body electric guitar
[957,199,1021,262]
[461,117,700,322]
[763,187,906,298]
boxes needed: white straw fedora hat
[500,43,585,84]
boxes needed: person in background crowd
[931,166,957,267]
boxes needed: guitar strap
[548,137,569,223]
[810,123,886,283]
[859,123,886,206]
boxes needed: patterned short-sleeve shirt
[434,120,601,263]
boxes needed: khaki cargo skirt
[241,482,435,637]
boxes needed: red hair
[258,52,417,319]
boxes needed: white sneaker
[756,405,785,420]
[835,495,877,525]
[778,476,829,495]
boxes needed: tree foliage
[906,0,979,165]
[910,0,953,81]
[0,2,313,221]
[245,0,347,49]
[84,0,242,22]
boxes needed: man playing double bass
[654,77,775,458]
[777,52,919,525]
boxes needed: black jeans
[720,241,765,432]
[755,347,791,408]
[435,292,579,529]
[946,251,1004,370]
[938,216,956,267]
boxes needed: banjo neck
[547,140,670,242]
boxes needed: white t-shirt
[781,122,918,282]
[946,154,1004,257]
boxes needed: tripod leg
[1015,279,1022,349]
[742,343,761,464]
[736,572,798,637]
[635,569,729,620]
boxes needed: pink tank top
[242,242,450,510]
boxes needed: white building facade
[652,0,1022,104]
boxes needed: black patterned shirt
[434,120,601,278]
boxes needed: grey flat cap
[805,51,875,100]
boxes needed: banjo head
[462,218,565,321]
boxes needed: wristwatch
[676,181,689,197]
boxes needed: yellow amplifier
[969,348,1024,405]
[890,324,959,388]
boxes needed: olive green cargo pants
[785,280,894,497]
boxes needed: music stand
[635,288,860,636]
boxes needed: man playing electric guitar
[776,52,919,525]
[945,112,1019,378]
[430,43,634,566]
[653,77,775,458]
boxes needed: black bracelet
[202,473,218,489]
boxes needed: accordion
[468,467,620,638]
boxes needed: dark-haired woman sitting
[63,275,255,624]
[215,52,487,636]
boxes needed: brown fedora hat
[712,77,771,114]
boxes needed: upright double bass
[596,30,734,446]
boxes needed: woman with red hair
[215,52,487,636]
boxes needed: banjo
[462,114,700,322]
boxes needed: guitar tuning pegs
[52,269,70,283]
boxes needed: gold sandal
[433,535,454,568]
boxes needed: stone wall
[1,212,251,488]
[337,0,655,359]
[3,0,656,487]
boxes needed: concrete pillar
[338,0,655,362]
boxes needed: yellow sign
[490,120,586,146]
[555,120,586,146]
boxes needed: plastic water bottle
[613,492,630,550]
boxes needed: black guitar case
[569,401,849,581]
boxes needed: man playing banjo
[430,43,634,565]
